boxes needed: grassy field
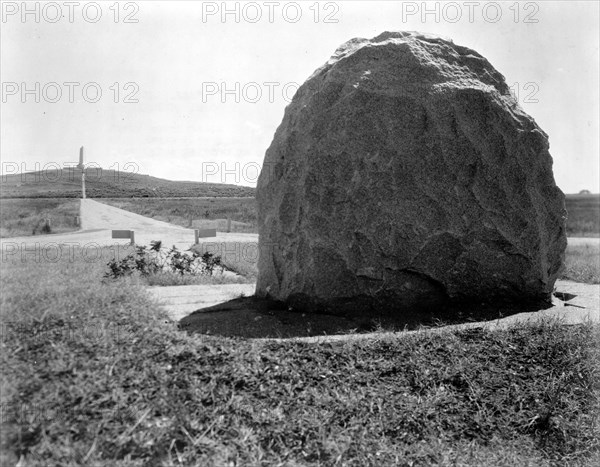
[565,194,600,237]
[1,243,599,465]
[100,197,258,233]
[0,198,80,238]
[561,243,600,284]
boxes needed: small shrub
[200,251,222,275]
[40,219,52,234]
[31,218,52,235]
[103,240,223,281]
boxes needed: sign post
[112,230,135,246]
[194,228,216,244]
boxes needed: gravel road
[0,199,258,251]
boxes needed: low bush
[104,240,223,280]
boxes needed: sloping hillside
[0,168,255,198]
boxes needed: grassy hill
[0,168,255,198]
[1,168,597,238]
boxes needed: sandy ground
[147,283,257,322]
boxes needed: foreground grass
[561,243,600,284]
[0,198,80,238]
[1,247,599,465]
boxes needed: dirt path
[0,199,258,251]
[80,198,194,232]
[147,283,257,322]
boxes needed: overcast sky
[1,1,598,193]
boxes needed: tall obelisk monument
[77,146,84,169]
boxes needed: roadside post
[194,228,217,245]
[112,230,135,246]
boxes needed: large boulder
[256,31,567,315]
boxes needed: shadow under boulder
[178,295,554,339]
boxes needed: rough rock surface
[256,31,567,315]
